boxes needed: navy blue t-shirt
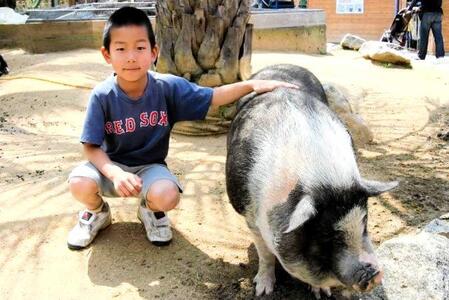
[81,71,213,166]
[408,0,443,13]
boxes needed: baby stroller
[381,8,417,47]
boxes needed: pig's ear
[284,195,317,234]
[361,179,399,196]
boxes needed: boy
[67,6,297,250]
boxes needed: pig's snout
[352,263,383,292]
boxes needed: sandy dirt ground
[0,48,448,300]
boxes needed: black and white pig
[0,55,9,77]
[226,64,398,298]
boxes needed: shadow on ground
[357,104,449,242]
[87,222,326,300]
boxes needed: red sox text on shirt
[104,111,168,135]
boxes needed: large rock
[323,83,353,114]
[323,83,374,147]
[339,113,374,147]
[363,216,449,300]
[359,41,411,65]
[424,213,449,238]
[340,33,366,51]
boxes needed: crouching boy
[67,6,297,250]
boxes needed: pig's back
[226,65,359,215]
[254,64,326,102]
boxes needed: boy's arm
[83,144,142,197]
[83,143,121,180]
[211,79,298,107]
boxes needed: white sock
[89,200,104,213]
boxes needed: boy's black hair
[103,6,156,52]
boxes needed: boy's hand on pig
[250,79,299,94]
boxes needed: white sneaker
[67,202,111,250]
[137,200,172,246]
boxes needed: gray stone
[322,83,353,115]
[323,83,374,147]
[359,41,411,65]
[362,232,449,300]
[339,112,374,147]
[340,33,366,51]
[424,215,449,239]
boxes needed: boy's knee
[146,180,180,212]
[69,177,99,198]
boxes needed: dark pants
[419,12,445,59]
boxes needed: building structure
[308,0,449,52]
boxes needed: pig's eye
[116,48,125,51]
[137,47,146,50]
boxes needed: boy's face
[101,25,158,82]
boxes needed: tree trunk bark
[156,0,252,135]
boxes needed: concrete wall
[0,9,326,54]
[0,20,104,52]
[250,9,326,53]
[0,19,126,52]
[252,25,326,53]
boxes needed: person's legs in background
[418,13,432,59]
[431,13,445,58]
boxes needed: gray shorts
[68,161,183,199]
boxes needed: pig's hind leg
[251,232,276,296]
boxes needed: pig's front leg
[310,286,332,299]
[252,232,276,296]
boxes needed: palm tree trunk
[156,0,252,135]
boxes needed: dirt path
[0,48,448,299]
